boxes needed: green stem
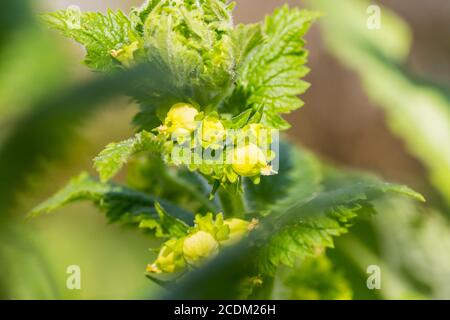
[218,188,246,218]
[161,170,218,213]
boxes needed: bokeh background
[0,0,449,299]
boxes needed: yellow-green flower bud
[221,218,259,245]
[231,143,267,177]
[164,103,199,134]
[183,231,219,266]
[222,218,249,245]
[110,41,140,68]
[201,117,226,149]
[147,239,185,274]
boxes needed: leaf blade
[29,172,193,231]
[93,130,161,182]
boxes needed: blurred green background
[0,0,449,299]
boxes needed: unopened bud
[147,239,185,274]
[231,144,267,177]
[201,117,226,149]
[165,103,199,134]
[222,218,250,245]
[183,231,219,266]
[110,41,140,67]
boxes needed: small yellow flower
[147,239,185,274]
[231,143,267,177]
[110,41,140,67]
[183,231,219,266]
[222,218,249,245]
[201,117,226,149]
[165,103,199,134]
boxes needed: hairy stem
[218,189,246,218]
[161,169,218,213]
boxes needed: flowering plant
[31,0,423,299]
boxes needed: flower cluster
[155,103,277,185]
[147,213,258,274]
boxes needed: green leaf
[244,139,322,214]
[274,255,353,300]
[308,0,450,206]
[163,177,423,299]
[132,105,161,132]
[29,172,193,227]
[40,1,238,132]
[231,6,320,128]
[318,165,438,299]
[129,0,164,33]
[126,155,218,213]
[139,202,189,238]
[224,108,253,129]
[41,7,139,71]
[0,62,165,214]
[372,198,450,299]
[130,0,238,130]
[231,23,264,72]
[255,181,424,275]
[93,130,161,182]
[140,0,235,104]
[335,193,450,299]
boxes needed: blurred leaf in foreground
[29,172,193,229]
[308,0,450,206]
[273,254,353,300]
[0,62,165,214]
[323,167,450,299]
[164,174,423,299]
